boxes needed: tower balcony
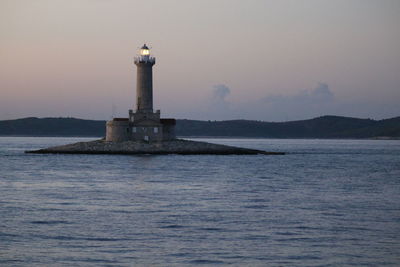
[134,55,155,64]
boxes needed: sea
[0,137,399,266]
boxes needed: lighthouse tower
[106,44,176,142]
[134,44,155,112]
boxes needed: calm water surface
[0,137,399,266]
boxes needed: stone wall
[105,119,129,142]
[131,124,163,142]
[106,116,176,142]
[161,119,176,140]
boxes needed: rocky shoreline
[25,139,284,155]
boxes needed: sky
[1,0,399,121]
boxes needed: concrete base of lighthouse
[106,119,130,142]
[105,109,176,142]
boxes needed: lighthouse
[106,44,176,142]
[134,44,155,112]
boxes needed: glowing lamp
[140,44,150,56]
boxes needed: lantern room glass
[140,48,150,56]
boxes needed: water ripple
[1,137,399,266]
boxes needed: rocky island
[26,139,284,155]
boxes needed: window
[154,127,158,134]
[144,136,149,141]
[132,127,137,133]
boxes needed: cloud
[194,84,233,120]
[263,82,334,105]
[252,83,335,120]
[198,82,337,121]
[311,83,334,102]
[212,84,231,101]
[209,82,336,121]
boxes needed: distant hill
[176,116,400,138]
[0,117,105,137]
[0,116,399,138]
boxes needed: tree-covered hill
[0,117,105,136]
[0,116,399,138]
[176,116,400,138]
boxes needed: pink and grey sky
[1,0,399,121]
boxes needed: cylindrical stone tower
[134,44,155,113]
